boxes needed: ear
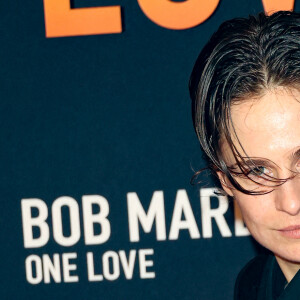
[216,171,234,197]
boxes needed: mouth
[278,225,300,239]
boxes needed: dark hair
[189,11,300,195]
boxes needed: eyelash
[230,166,272,183]
[230,158,300,182]
[243,166,273,184]
[246,166,270,177]
[244,159,300,181]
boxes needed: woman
[189,11,300,300]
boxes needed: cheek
[232,191,273,227]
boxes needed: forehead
[223,88,300,161]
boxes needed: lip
[278,225,300,238]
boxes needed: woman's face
[219,88,300,265]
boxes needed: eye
[248,166,269,176]
[246,166,272,182]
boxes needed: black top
[234,254,300,300]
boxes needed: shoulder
[234,255,270,300]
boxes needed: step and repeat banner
[1,0,297,299]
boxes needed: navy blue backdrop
[1,1,298,299]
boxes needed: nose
[275,177,300,216]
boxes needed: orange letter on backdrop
[43,0,122,38]
[262,0,295,15]
[137,0,220,30]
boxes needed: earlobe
[216,171,234,197]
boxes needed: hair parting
[189,11,300,195]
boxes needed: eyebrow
[228,158,277,170]
[228,147,300,171]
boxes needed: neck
[275,255,300,283]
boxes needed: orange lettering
[262,0,295,15]
[137,0,220,30]
[43,0,122,38]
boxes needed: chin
[274,247,300,264]
[251,231,300,264]
[261,237,300,265]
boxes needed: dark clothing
[234,254,300,300]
